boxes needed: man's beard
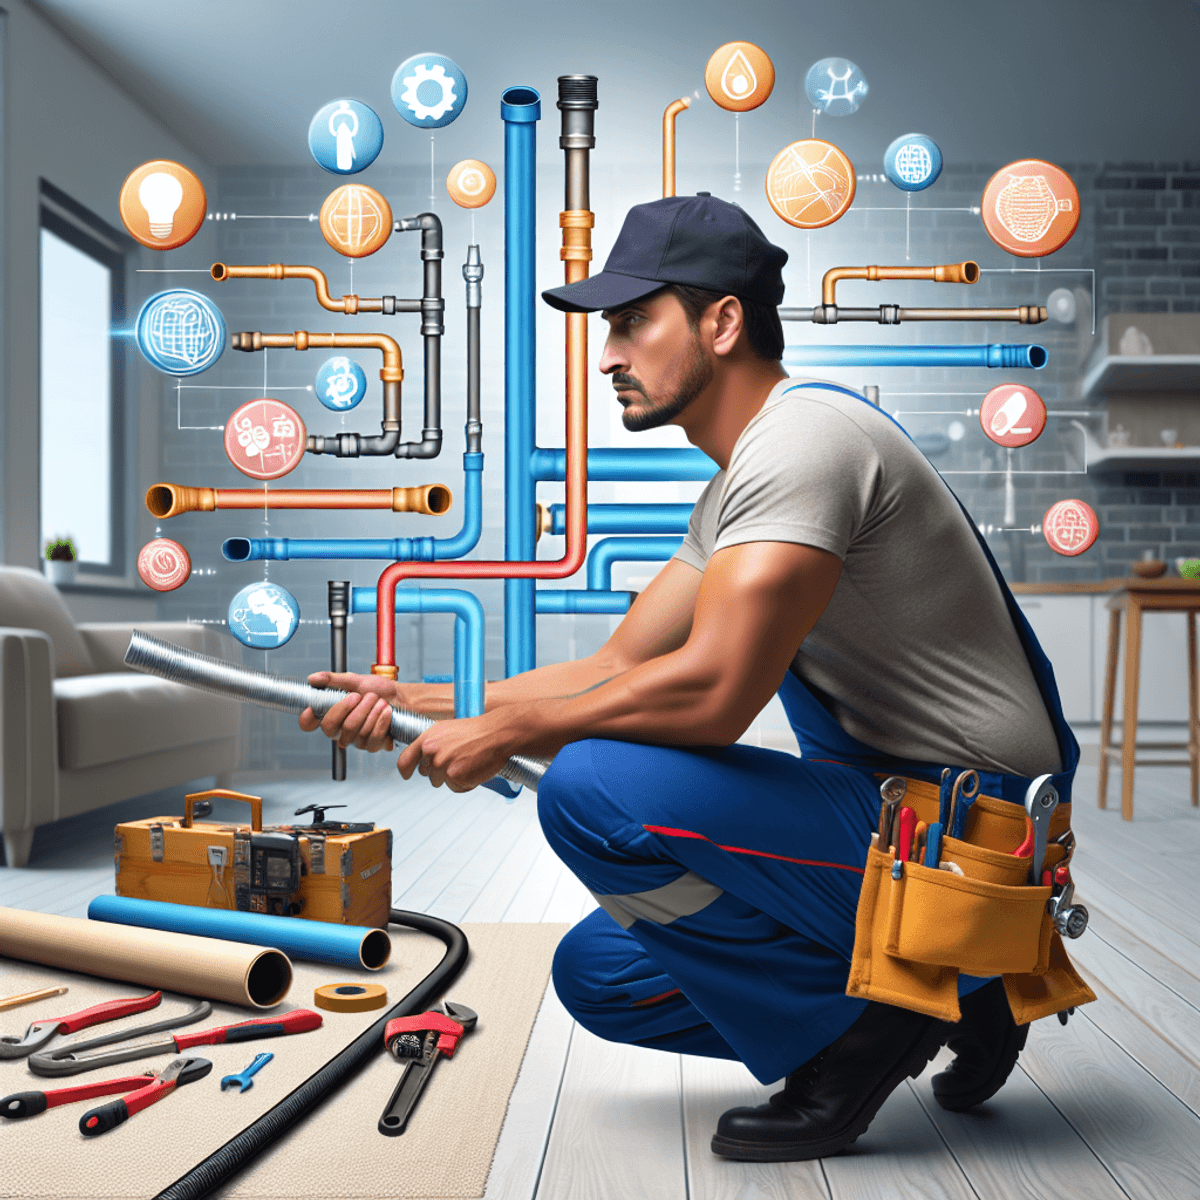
[615,337,713,432]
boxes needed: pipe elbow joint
[394,432,443,459]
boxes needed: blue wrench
[220,1051,273,1093]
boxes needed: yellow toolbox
[114,790,392,928]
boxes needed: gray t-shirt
[675,378,1061,778]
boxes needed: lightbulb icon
[138,172,184,239]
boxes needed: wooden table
[1098,578,1200,820]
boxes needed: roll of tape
[314,982,389,1013]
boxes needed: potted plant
[44,537,78,585]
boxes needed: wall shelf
[1072,420,1200,474]
[1081,354,1200,398]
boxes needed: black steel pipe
[328,580,349,781]
[394,213,445,459]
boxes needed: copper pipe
[900,306,1048,323]
[229,330,402,382]
[210,263,416,314]
[146,482,452,519]
[821,261,980,307]
[662,97,690,198]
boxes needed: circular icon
[135,290,226,376]
[137,538,191,592]
[446,159,497,209]
[979,384,1047,448]
[223,398,307,480]
[704,42,775,112]
[314,356,367,411]
[982,160,1080,258]
[308,99,384,175]
[391,53,467,129]
[319,184,393,258]
[883,133,943,192]
[119,161,207,250]
[765,140,857,229]
[227,581,300,650]
[1043,499,1099,557]
[805,57,869,116]
[1047,287,1076,324]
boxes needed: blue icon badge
[227,581,300,650]
[135,290,226,376]
[805,57,869,116]
[315,355,367,411]
[308,99,384,175]
[884,134,943,192]
[391,53,467,129]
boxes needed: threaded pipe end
[557,75,598,109]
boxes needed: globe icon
[883,134,943,193]
[896,144,932,185]
[135,290,227,376]
[227,582,301,649]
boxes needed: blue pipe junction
[783,343,1048,370]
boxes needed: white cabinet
[1016,596,1093,724]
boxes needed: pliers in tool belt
[0,1055,212,1135]
[0,991,162,1060]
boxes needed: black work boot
[711,1002,948,1162]
[931,977,1028,1112]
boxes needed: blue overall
[537,384,1080,1085]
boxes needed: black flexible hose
[153,910,468,1200]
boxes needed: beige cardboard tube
[0,907,291,1009]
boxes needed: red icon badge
[1043,499,1099,557]
[979,384,1047,448]
[224,398,307,480]
[137,538,191,591]
[981,160,1080,258]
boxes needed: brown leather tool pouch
[847,788,1096,1024]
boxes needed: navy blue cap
[542,193,788,313]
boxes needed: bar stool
[1098,581,1200,819]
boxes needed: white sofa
[0,566,242,867]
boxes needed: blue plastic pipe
[222,453,483,562]
[586,537,683,591]
[536,591,632,614]
[531,447,717,482]
[502,87,540,679]
[782,343,1048,369]
[547,503,693,536]
[87,895,393,971]
[351,586,485,718]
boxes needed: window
[39,184,125,574]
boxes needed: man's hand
[299,672,402,753]
[396,709,526,792]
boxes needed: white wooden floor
[3,760,1199,1200]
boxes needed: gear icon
[400,64,457,122]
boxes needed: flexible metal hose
[124,630,548,793]
[153,910,468,1200]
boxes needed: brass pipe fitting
[821,261,980,307]
[560,211,594,269]
[662,97,690,198]
[211,263,388,314]
[146,482,452,519]
[228,331,403,383]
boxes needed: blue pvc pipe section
[87,895,393,971]
[782,344,1048,370]
[536,591,632,614]
[351,586,485,718]
[531,447,717,482]
[222,453,483,563]
[503,87,540,679]
[586,537,683,591]
[548,504,693,536]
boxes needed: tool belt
[846,773,1096,1025]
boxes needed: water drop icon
[705,41,775,112]
[721,49,757,101]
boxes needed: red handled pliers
[0,1055,211,1135]
[0,992,162,1060]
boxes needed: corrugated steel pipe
[146,483,452,519]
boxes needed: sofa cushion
[0,566,95,678]
[56,673,239,771]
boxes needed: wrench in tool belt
[0,992,163,1059]
[1021,774,1059,886]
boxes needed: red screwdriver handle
[173,1008,322,1050]
[54,992,162,1035]
[1013,816,1035,859]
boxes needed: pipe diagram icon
[1043,499,1099,557]
[319,184,393,258]
[119,160,207,250]
[765,139,857,228]
[704,42,775,112]
[227,581,301,650]
[135,290,226,376]
[392,53,468,128]
[805,57,869,115]
[223,398,307,480]
[308,99,384,175]
[982,160,1080,257]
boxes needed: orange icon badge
[224,398,307,480]
[982,160,1079,258]
[119,161,207,250]
[1043,499,1099,557]
[765,140,856,229]
[446,159,496,209]
[979,384,1047,448]
[704,42,775,112]
[319,184,393,258]
[137,538,191,592]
